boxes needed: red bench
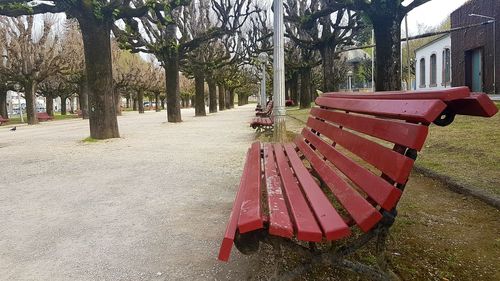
[36,112,53,122]
[218,87,497,279]
[256,101,273,117]
[0,116,9,125]
[250,116,273,131]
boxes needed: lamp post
[273,0,286,142]
[469,13,496,94]
[258,53,268,108]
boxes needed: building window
[430,54,437,87]
[442,48,451,86]
[419,58,426,87]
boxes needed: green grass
[5,113,79,125]
[82,137,99,143]
[286,102,500,197]
[418,108,500,197]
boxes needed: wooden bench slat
[263,144,294,239]
[315,97,447,124]
[300,129,402,211]
[218,148,253,262]
[322,87,470,101]
[447,94,499,118]
[306,117,414,184]
[237,142,264,234]
[295,134,383,232]
[311,108,429,150]
[284,143,351,240]
[273,144,323,242]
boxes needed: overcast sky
[404,0,470,35]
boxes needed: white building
[415,34,452,90]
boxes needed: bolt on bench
[218,87,498,280]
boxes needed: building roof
[414,34,451,53]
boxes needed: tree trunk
[194,69,206,117]
[79,18,119,139]
[155,93,161,112]
[229,89,235,109]
[115,89,122,116]
[373,16,402,91]
[191,95,196,108]
[79,79,89,119]
[133,98,137,111]
[320,44,339,92]
[218,84,225,111]
[46,96,54,117]
[208,79,217,113]
[285,80,290,101]
[0,89,8,119]
[161,98,165,109]
[300,67,312,109]
[24,80,39,125]
[164,24,182,122]
[290,72,299,103]
[126,97,130,109]
[61,96,67,115]
[138,90,145,114]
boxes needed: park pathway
[0,107,261,281]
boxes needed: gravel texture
[0,107,261,281]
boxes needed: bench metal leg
[254,225,399,281]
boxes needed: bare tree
[114,0,255,122]
[0,16,67,124]
[333,0,431,91]
[0,0,160,138]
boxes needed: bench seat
[219,87,498,269]
[36,112,53,122]
[0,116,9,125]
[250,117,273,130]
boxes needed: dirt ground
[0,107,498,281]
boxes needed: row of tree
[0,0,431,139]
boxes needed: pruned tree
[333,0,431,91]
[0,15,67,124]
[0,0,160,138]
[114,0,255,122]
[285,0,362,92]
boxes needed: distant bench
[251,101,274,131]
[36,112,53,122]
[218,87,498,280]
[0,116,9,125]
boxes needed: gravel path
[0,107,260,281]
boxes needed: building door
[471,49,483,92]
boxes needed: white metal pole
[273,0,285,117]
[371,29,375,91]
[405,16,411,90]
[493,20,496,94]
[273,0,286,142]
[17,91,23,123]
[261,65,266,107]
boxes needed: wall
[415,35,452,90]
[451,0,499,94]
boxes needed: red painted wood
[299,130,402,211]
[237,142,264,234]
[218,147,253,262]
[284,144,351,240]
[295,135,383,232]
[306,117,415,184]
[322,87,470,101]
[315,97,447,124]
[263,144,294,238]
[447,94,499,117]
[311,108,429,151]
[273,144,323,242]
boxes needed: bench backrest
[294,87,497,232]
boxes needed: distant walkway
[0,107,260,281]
